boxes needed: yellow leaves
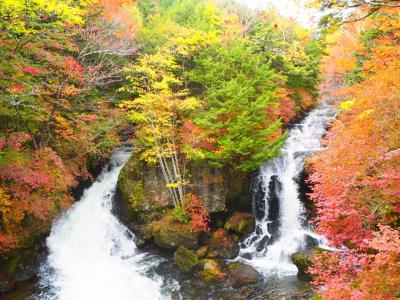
[0,0,96,37]
[0,186,12,226]
[203,1,222,27]
[286,41,310,62]
[166,179,189,189]
[183,145,206,160]
[127,111,148,123]
[54,114,71,128]
[175,30,220,56]
[358,109,374,120]
[0,187,11,211]
[63,85,80,96]
[340,99,356,111]
[166,182,179,188]
[180,97,202,112]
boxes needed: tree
[0,0,95,52]
[189,40,286,171]
[308,7,400,298]
[121,47,201,207]
[310,0,400,24]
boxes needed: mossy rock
[174,246,199,273]
[200,259,224,284]
[291,252,313,282]
[152,219,199,251]
[225,170,252,212]
[118,154,171,212]
[116,154,172,230]
[224,212,255,236]
[205,229,239,259]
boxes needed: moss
[224,212,255,236]
[118,160,145,213]
[200,259,224,284]
[228,262,241,271]
[174,246,199,273]
[291,252,314,282]
[3,252,20,280]
[152,217,199,250]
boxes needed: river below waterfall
[4,101,336,300]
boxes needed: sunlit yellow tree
[120,47,201,208]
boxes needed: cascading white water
[36,146,164,300]
[240,102,336,276]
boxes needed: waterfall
[36,146,164,300]
[240,102,336,275]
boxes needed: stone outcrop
[174,246,199,273]
[152,220,199,251]
[204,229,240,259]
[226,262,261,287]
[224,212,255,236]
[291,252,313,282]
[116,155,252,237]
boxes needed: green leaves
[188,41,286,171]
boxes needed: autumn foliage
[0,135,75,254]
[0,0,133,256]
[308,6,400,299]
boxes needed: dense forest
[0,0,399,299]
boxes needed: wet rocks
[152,220,199,251]
[205,229,239,259]
[291,252,313,282]
[174,246,199,273]
[200,259,224,283]
[224,212,255,236]
[226,262,261,288]
[116,155,172,227]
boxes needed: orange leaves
[97,0,141,37]
[0,139,75,255]
[309,7,400,299]
[276,88,297,125]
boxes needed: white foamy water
[240,102,336,275]
[37,146,164,300]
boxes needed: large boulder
[224,212,255,236]
[152,220,199,251]
[205,229,240,259]
[174,246,199,273]
[291,252,313,282]
[227,262,261,288]
[117,155,172,228]
[116,156,252,231]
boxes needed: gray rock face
[117,156,172,226]
[227,262,261,288]
[189,161,227,213]
[116,155,252,227]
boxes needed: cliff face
[116,154,252,236]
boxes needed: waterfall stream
[239,101,336,276]
[36,146,164,300]
[23,103,338,300]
